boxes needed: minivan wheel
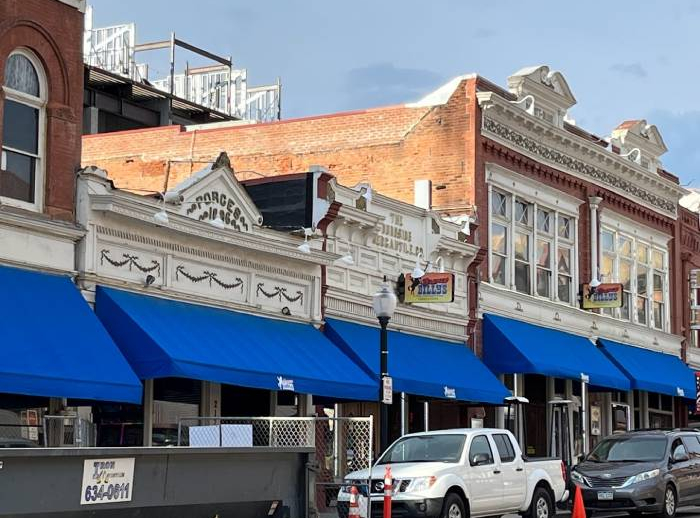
[656,485,676,518]
[441,492,466,518]
[528,487,553,518]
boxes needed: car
[336,428,569,518]
[570,429,700,518]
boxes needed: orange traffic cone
[348,486,360,518]
[572,484,587,518]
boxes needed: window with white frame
[599,227,668,330]
[1,50,46,208]
[489,187,577,304]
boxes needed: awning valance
[324,318,511,404]
[482,314,630,391]
[0,266,142,403]
[95,287,377,401]
[599,339,695,399]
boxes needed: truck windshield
[588,436,667,462]
[377,434,466,464]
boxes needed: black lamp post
[372,281,397,453]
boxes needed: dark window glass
[2,100,39,153]
[589,436,667,462]
[0,150,35,202]
[378,434,466,464]
[469,435,494,465]
[682,436,700,458]
[494,434,516,462]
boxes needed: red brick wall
[0,0,84,220]
[81,75,681,339]
[82,81,480,211]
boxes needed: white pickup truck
[337,428,569,518]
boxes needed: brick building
[82,65,696,457]
[0,0,143,446]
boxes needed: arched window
[1,50,46,208]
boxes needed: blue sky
[90,0,700,184]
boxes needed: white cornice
[335,204,384,229]
[478,282,682,356]
[325,287,469,342]
[89,193,338,266]
[0,208,84,241]
[477,92,685,218]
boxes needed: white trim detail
[599,210,673,246]
[486,163,584,216]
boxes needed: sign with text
[382,376,393,405]
[404,273,455,304]
[581,283,624,309]
[696,372,700,414]
[81,458,135,505]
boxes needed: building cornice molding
[89,193,338,266]
[324,288,469,342]
[0,208,85,242]
[477,92,684,218]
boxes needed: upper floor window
[1,50,45,209]
[600,227,668,331]
[489,187,577,304]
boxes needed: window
[493,434,516,463]
[469,435,494,465]
[598,226,668,330]
[682,436,700,458]
[489,187,577,304]
[1,50,45,208]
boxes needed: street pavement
[503,508,700,518]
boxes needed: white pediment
[165,153,263,233]
[508,65,577,114]
[611,119,668,160]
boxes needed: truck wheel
[441,492,467,518]
[528,487,553,518]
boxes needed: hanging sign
[580,283,624,309]
[80,458,135,505]
[696,373,700,413]
[404,273,455,304]
[382,376,393,405]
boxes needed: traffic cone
[383,465,393,518]
[348,486,360,518]
[572,484,587,518]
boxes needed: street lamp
[372,279,397,453]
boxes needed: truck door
[493,432,527,511]
[465,434,504,514]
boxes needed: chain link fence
[313,417,372,518]
[43,416,96,447]
[177,417,316,447]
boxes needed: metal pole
[423,401,429,431]
[400,392,407,436]
[581,375,589,455]
[379,315,390,453]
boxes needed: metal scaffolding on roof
[82,5,281,123]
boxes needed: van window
[469,435,494,465]
[493,433,516,463]
[683,436,700,458]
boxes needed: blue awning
[324,318,511,404]
[0,265,142,403]
[483,314,630,391]
[95,287,377,401]
[598,339,695,399]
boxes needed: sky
[89,0,700,185]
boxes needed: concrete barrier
[0,445,313,517]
